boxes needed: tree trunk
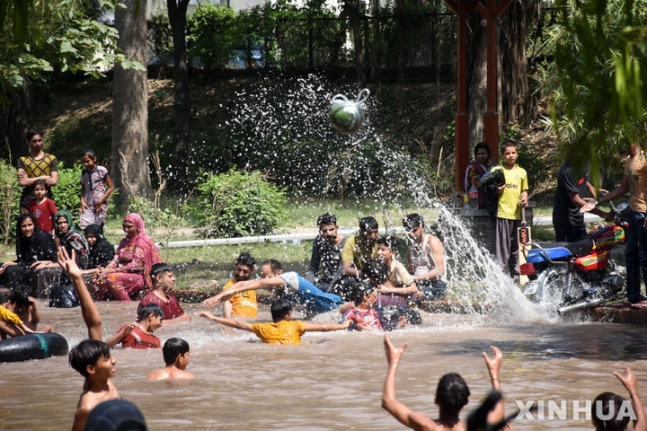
[167,0,191,188]
[394,0,404,84]
[468,13,487,147]
[343,0,365,87]
[111,0,151,211]
[371,0,381,92]
[499,0,533,123]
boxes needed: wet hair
[162,338,190,366]
[351,281,375,306]
[263,259,282,273]
[270,299,292,322]
[592,392,631,431]
[81,148,97,159]
[32,179,47,189]
[377,235,400,253]
[435,373,470,417]
[359,216,378,232]
[403,213,425,230]
[499,140,517,154]
[150,263,173,282]
[317,212,337,228]
[69,339,112,377]
[137,304,165,323]
[84,399,148,431]
[8,290,31,308]
[25,129,43,141]
[235,252,255,268]
[363,258,388,284]
[474,142,490,158]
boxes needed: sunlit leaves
[543,0,647,174]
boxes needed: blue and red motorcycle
[520,203,628,315]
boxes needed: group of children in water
[43,207,646,430]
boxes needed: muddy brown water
[1,300,647,430]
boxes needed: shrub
[194,169,287,238]
[52,163,83,226]
[188,4,243,69]
[0,159,19,245]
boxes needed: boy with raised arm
[147,338,195,381]
[200,299,350,345]
[382,334,507,431]
[57,247,120,431]
[592,367,647,431]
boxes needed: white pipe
[158,227,407,249]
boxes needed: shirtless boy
[147,337,195,381]
[68,339,119,431]
[382,334,508,430]
[402,214,447,301]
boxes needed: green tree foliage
[194,169,287,238]
[539,0,647,181]
[0,0,142,100]
[0,160,19,245]
[187,4,241,69]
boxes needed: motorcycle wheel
[535,266,589,316]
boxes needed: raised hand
[482,345,503,387]
[614,367,639,395]
[384,334,408,367]
[57,247,82,279]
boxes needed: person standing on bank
[597,142,647,309]
[553,160,609,242]
[491,140,529,282]
[17,129,58,214]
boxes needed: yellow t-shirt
[223,278,258,317]
[251,320,307,345]
[491,164,528,220]
[341,235,378,271]
[0,305,24,326]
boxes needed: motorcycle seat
[526,237,594,264]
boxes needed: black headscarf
[84,224,115,268]
[55,209,90,269]
[15,213,57,266]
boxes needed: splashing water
[190,73,561,325]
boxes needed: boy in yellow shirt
[200,299,350,345]
[490,140,528,281]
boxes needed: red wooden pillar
[445,0,513,191]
